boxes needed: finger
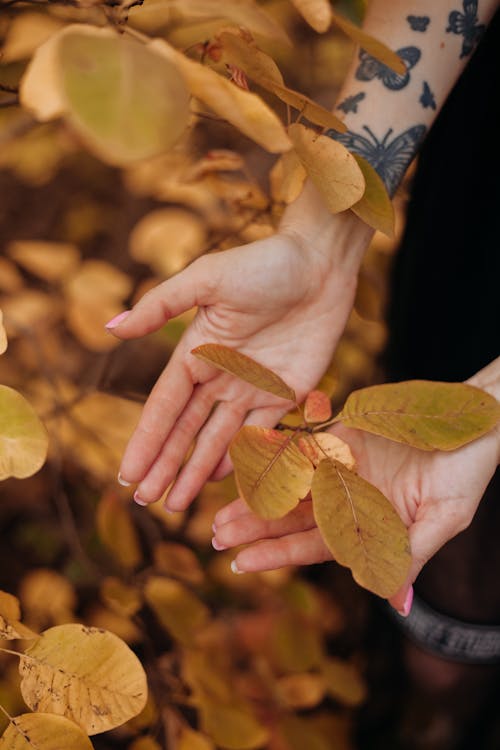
[214,500,316,549]
[232,528,332,573]
[132,383,218,502]
[213,497,249,527]
[106,255,220,339]
[210,453,233,481]
[165,401,248,511]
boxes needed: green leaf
[337,381,500,450]
[304,390,332,423]
[311,458,411,598]
[351,154,395,237]
[191,344,296,402]
[230,426,314,519]
[144,577,210,646]
[330,11,406,74]
[21,25,190,165]
[0,385,48,480]
[0,713,94,750]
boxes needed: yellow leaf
[230,426,314,519]
[199,699,269,750]
[7,240,80,283]
[218,29,284,86]
[312,458,411,598]
[331,11,406,75]
[296,432,356,471]
[96,491,143,569]
[350,155,395,237]
[100,578,143,618]
[153,542,204,585]
[19,624,148,734]
[86,606,141,645]
[288,124,365,213]
[0,591,37,641]
[0,310,7,355]
[1,291,61,338]
[129,208,206,277]
[267,81,347,133]
[19,569,76,628]
[277,672,325,709]
[321,656,367,707]
[21,25,190,165]
[66,298,123,353]
[192,343,296,402]
[304,390,332,423]
[338,381,500,450]
[0,713,94,750]
[144,577,210,646]
[148,39,291,154]
[64,259,132,304]
[270,150,307,204]
[178,727,215,750]
[290,0,332,33]
[1,13,64,63]
[0,386,48,480]
[271,613,323,672]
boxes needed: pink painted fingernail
[134,492,147,507]
[212,537,226,551]
[399,586,414,618]
[105,310,131,329]
[118,472,131,487]
[231,560,243,575]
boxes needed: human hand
[108,210,371,510]
[212,403,500,614]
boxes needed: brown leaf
[331,11,406,74]
[192,343,296,402]
[312,458,411,598]
[230,426,314,519]
[304,390,332,423]
[288,124,365,213]
[338,381,500,450]
[350,155,395,237]
[290,0,332,33]
[296,432,355,470]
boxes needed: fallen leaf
[100,578,143,618]
[96,491,143,570]
[7,240,80,283]
[0,386,48,480]
[144,576,210,646]
[321,656,367,707]
[0,591,37,641]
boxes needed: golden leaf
[64,259,132,304]
[96,491,143,570]
[331,11,406,75]
[100,578,143,618]
[0,311,7,356]
[296,432,356,470]
[0,386,48,480]
[350,155,395,237]
[7,240,80,283]
[1,12,64,63]
[267,81,346,133]
[129,208,206,278]
[19,624,147,734]
[192,343,296,402]
[290,0,332,33]
[338,381,500,450]
[178,727,215,750]
[321,656,367,707]
[19,569,76,628]
[288,124,365,213]
[0,713,94,750]
[21,25,190,165]
[304,390,332,423]
[1,290,61,338]
[218,29,284,86]
[277,672,325,709]
[85,606,141,645]
[148,39,291,154]
[271,613,323,672]
[153,542,205,585]
[312,458,411,598]
[144,577,210,646]
[270,150,307,204]
[230,426,314,519]
[199,699,269,750]
[66,298,123,353]
[0,591,37,641]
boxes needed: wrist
[467,356,500,464]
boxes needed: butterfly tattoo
[407,15,430,32]
[446,0,485,58]
[419,81,436,110]
[336,92,366,114]
[327,125,427,195]
[355,46,421,91]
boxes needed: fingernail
[399,585,414,618]
[212,537,226,551]
[134,492,147,507]
[118,472,131,487]
[211,523,217,533]
[105,310,131,329]
[231,560,243,575]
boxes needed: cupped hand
[212,416,500,613]
[108,225,364,510]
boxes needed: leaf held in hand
[19,624,148,734]
[330,11,406,74]
[192,344,296,402]
[270,150,307,203]
[0,713,94,750]
[296,432,355,470]
[288,124,365,213]
[338,381,500,450]
[269,82,346,133]
[351,155,395,237]
[0,385,48,480]
[290,0,332,33]
[230,426,314,519]
[304,390,332,423]
[311,458,411,598]
[218,29,284,86]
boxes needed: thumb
[105,255,219,339]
